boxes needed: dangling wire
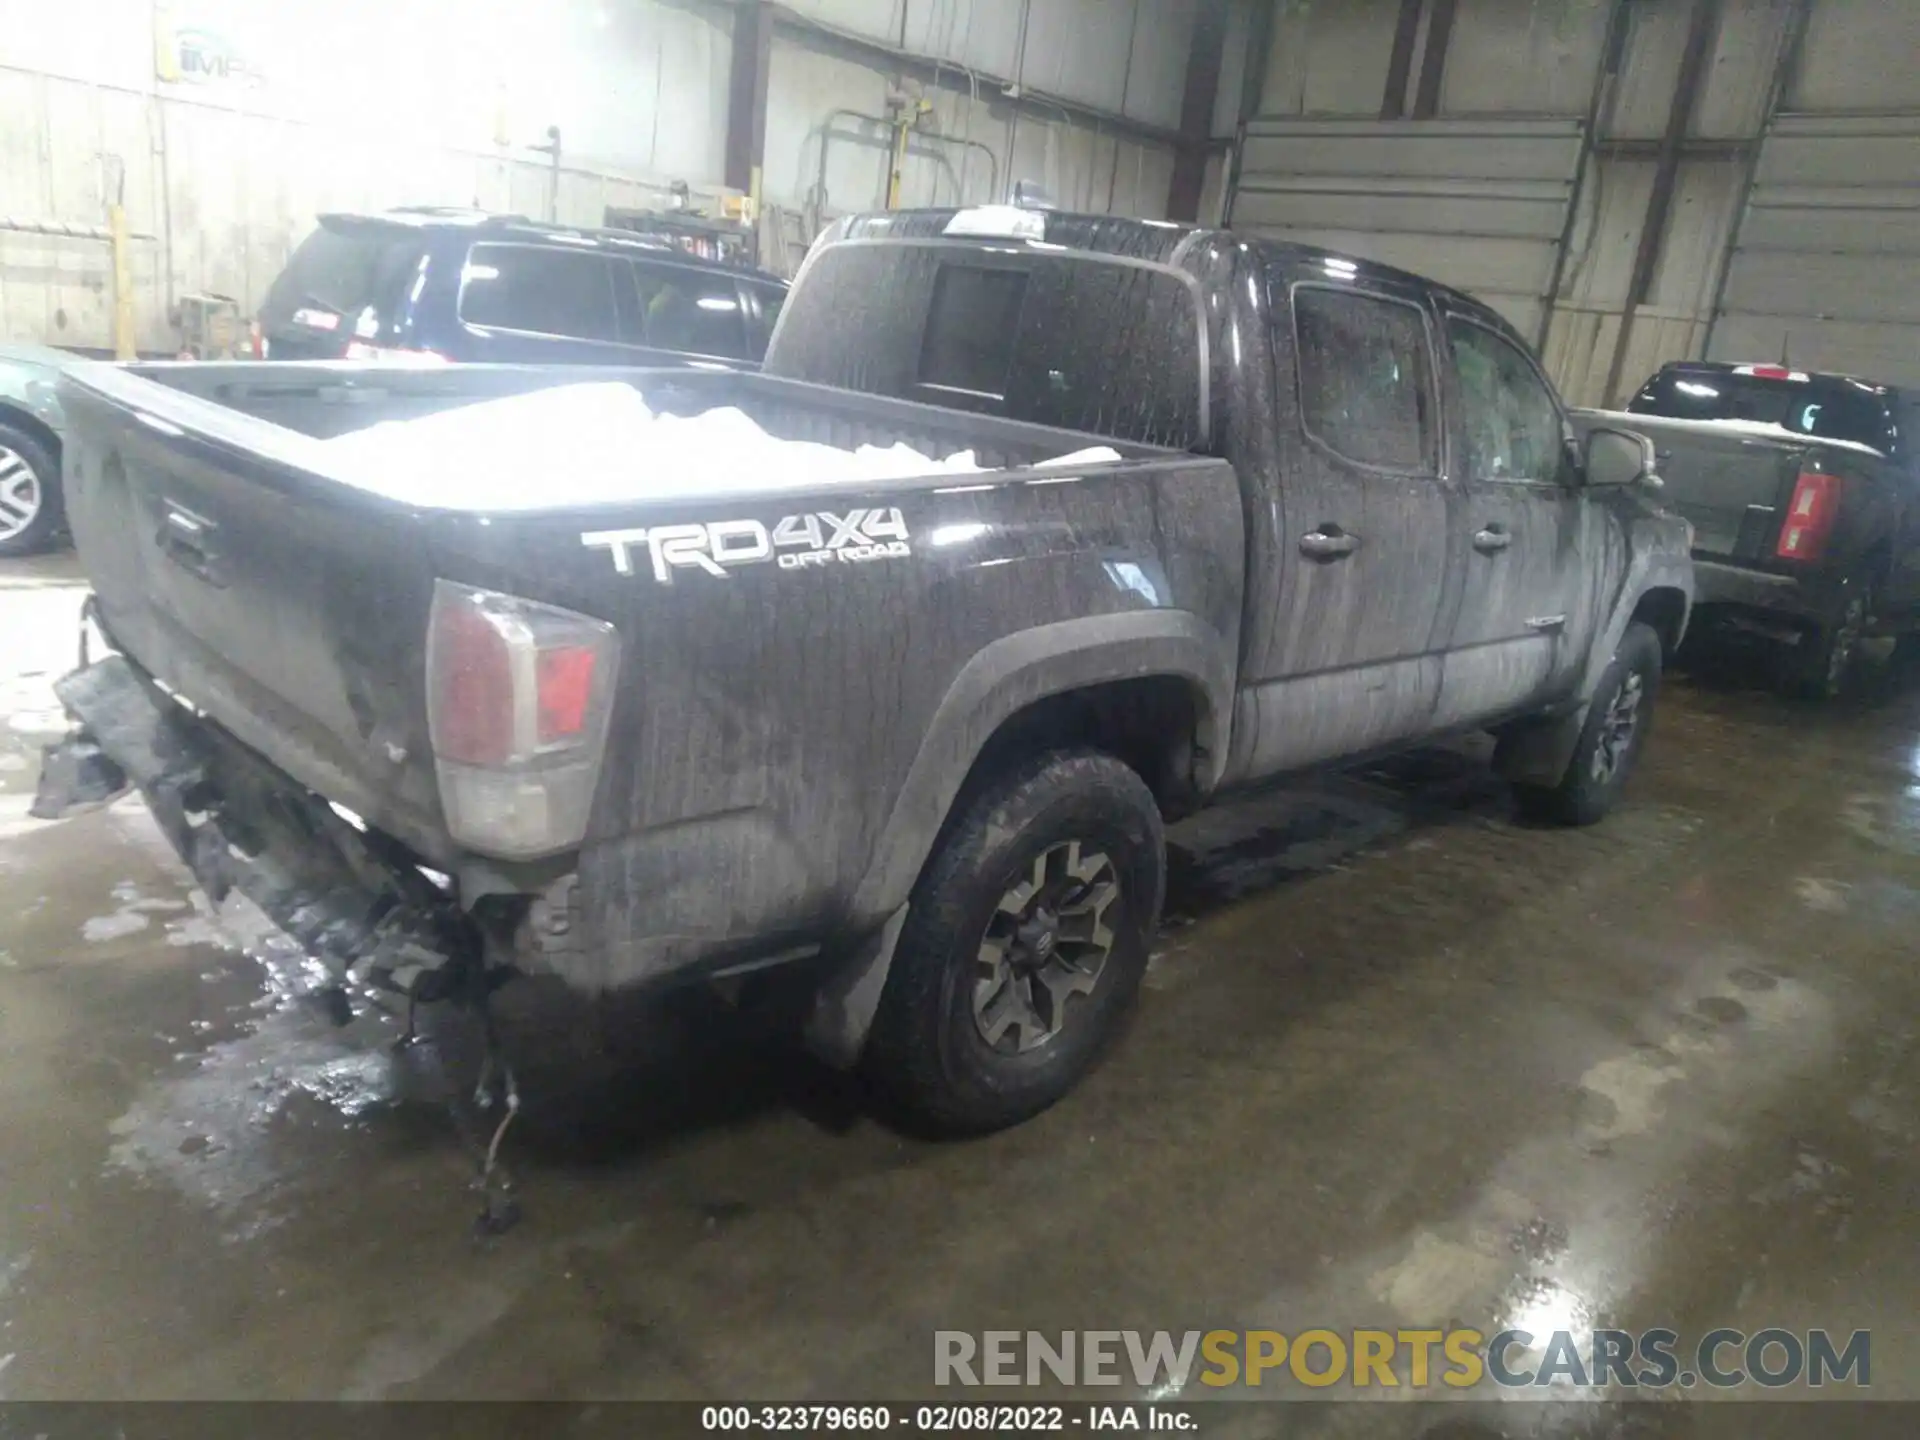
[469,982,522,1237]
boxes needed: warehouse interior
[4,0,1920,1425]
[5,0,1919,400]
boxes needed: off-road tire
[864,749,1164,1136]
[1514,621,1662,827]
[1787,583,1870,701]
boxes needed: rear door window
[1291,287,1438,473]
[457,244,619,342]
[632,262,749,358]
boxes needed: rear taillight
[426,581,620,859]
[249,320,267,360]
[1776,470,1844,562]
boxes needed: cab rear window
[1629,369,1894,453]
[766,243,1204,450]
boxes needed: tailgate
[56,369,451,860]
[1587,411,1804,562]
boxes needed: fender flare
[802,609,1234,1068]
[844,608,1235,929]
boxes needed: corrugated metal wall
[0,0,737,352]
[9,0,1912,385]
[0,0,1221,352]
[1232,0,1920,407]
[1230,116,1587,340]
[1708,114,1920,384]
[763,0,1189,231]
[1705,0,1920,385]
[1544,0,1801,408]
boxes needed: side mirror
[1584,426,1661,490]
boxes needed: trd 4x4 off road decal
[582,508,911,583]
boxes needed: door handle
[1473,524,1512,554]
[158,502,226,585]
[1299,526,1359,560]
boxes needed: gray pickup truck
[1586,361,1920,697]
[35,208,1692,1134]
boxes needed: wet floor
[3,552,1918,1428]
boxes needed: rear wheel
[863,749,1164,1135]
[1514,621,1662,827]
[1787,584,1869,700]
[0,423,62,558]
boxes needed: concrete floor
[3,551,1918,1427]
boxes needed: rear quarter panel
[430,456,1245,990]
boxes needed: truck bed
[1578,408,1811,563]
[55,361,1214,883]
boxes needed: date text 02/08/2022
[699,1405,1193,1433]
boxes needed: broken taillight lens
[431,599,516,766]
[425,581,620,858]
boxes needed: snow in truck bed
[314,381,1122,510]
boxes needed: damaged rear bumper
[34,655,471,996]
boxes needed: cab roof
[829,207,1524,345]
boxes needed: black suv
[257,208,788,368]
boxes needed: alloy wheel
[1590,670,1644,785]
[0,446,41,543]
[972,840,1121,1054]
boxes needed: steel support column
[1601,0,1724,405]
[724,0,775,197]
[1168,0,1232,222]
[1381,0,1426,120]
[1701,0,1814,358]
[1410,0,1458,120]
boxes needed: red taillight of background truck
[425,581,620,858]
[1775,470,1844,563]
